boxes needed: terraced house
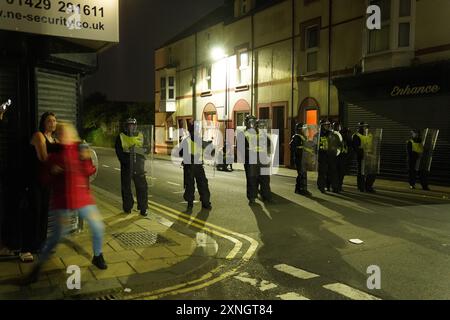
[154,0,450,184]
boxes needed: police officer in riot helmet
[316,119,336,193]
[290,123,312,196]
[243,115,272,205]
[179,121,212,211]
[334,122,352,192]
[115,118,149,216]
[352,122,376,193]
[329,121,347,193]
[407,129,430,191]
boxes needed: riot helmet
[320,119,331,132]
[357,122,369,135]
[125,118,138,136]
[332,121,342,132]
[245,115,257,130]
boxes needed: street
[93,147,450,300]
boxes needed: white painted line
[173,191,185,194]
[167,181,181,186]
[114,168,121,171]
[274,264,320,280]
[233,273,278,292]
[277,292,310,300]
[323,283,381,300]
[102,165,110,168]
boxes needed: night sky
[84,0,224,103]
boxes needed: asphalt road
[93,147,450,300]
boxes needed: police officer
[179,121,212,211]
[317,119,335,193]
[242,115,272,205]
[337,124,352,192]
[290,123,312,196]
[352,122,376,193]
[115,118,149,216]
[407,129,430,190]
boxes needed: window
[235,111,249,128]
[161,77,166,100]
[204,66,212,91]
[237,50,249,84]
[368,0,391,53]
[168,76,175,100]
[305,25,319,72]
[397,0,412,48]
[366,0,414,54]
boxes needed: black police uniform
[352,129,376,192]
[242,127,272,203]
[317,127,330,193]
[115,126,149,215]
[290,128,310,195]
[407,136,429,190]
[179,134,211,209]
[336,128,352,191]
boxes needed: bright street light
[211,47,226,61]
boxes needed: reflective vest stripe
[408,139,424,154]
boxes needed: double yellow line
[123,200,259,300]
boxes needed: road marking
[233,273,278,292]
[274,264,320,280]
[277,292,310,300]
[114,168,121,171]
[151,205,242,260]
[173,191,185,194]
[150,200,259,261]
[102,165,110,168]
[122,200,259,300]
[167,181,181,186]
[323,283,381,300]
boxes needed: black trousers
[408,159,429,188]
[294,160,308,192]
[245,164,271,201]
[319,153,339,192]
[120,165,148,213]
[336,153,348,190]
[356,159,376,191]
[183,164,210,205]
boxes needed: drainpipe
[291,0,295,135]
[327,0,333,119]
[251,13,255,115]
[193,32,198,122]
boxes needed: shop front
[334,60,450,185]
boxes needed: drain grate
[112,231,173,249]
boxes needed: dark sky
[84,0,224,102]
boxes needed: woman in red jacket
[26,122,107,283]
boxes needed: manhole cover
[112,231,173,249]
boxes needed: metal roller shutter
[36,68,78,126]
[345,96,450,185]
[0,66,17,175]
[35,68,80,234]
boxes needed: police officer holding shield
[407,129,430,191]
[352,122,376,193]
[179,121,212,211]
[115,118,149,216]
[290,123,313,197]
[242,115,272,205]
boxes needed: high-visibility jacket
[319,136,329,151]
[354,132,373,153]
[120,132,145,155]
[408,139,424,154]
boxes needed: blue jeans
[40,205,105,263]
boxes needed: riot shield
[201,121,223,179]
[89,147,99,183]
[418,128,439,172]
[301,125,320,172]
[362,128,383,175]
[257,120,279,176]
[328,130,344,158]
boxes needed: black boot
[92,254,108,270]
[202,202,212,210]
